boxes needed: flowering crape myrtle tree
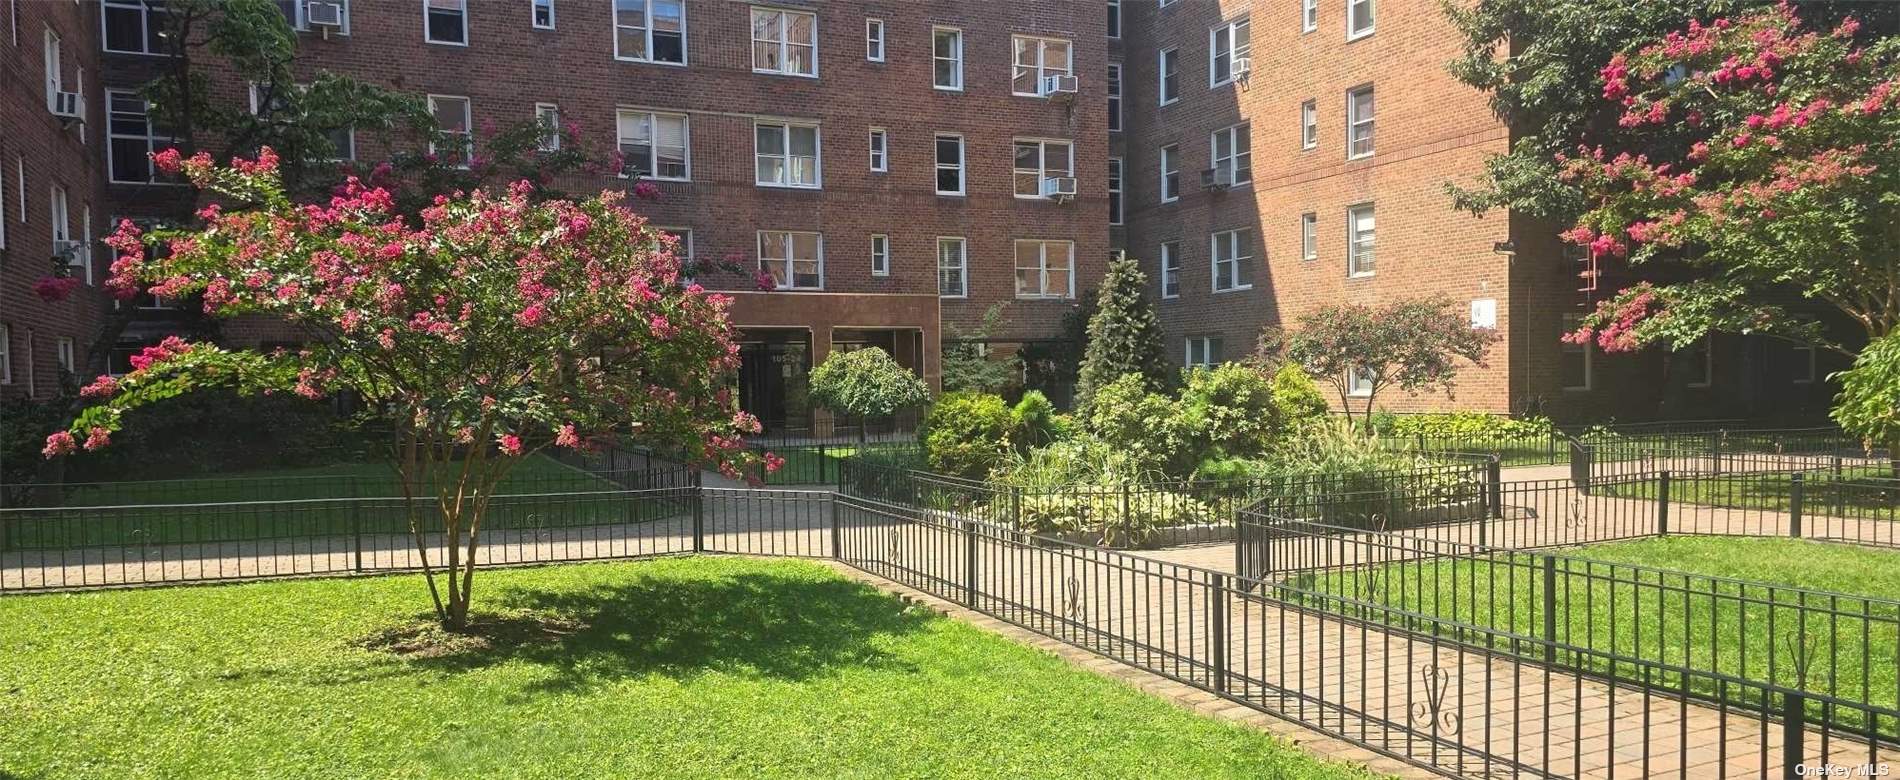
[44,149,769,628]
[1559,6,1898,364]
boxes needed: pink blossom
[555,424,580,448]
[83,427,111,452]
[763,452,786,473]
[497,433,524,456]
[632,181,662,200]
[42,431,77,458]
[80,375,119,398]
[32,276,82,302]
[151,148,184,173]
[514,303,547,328]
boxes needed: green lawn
[1594,465,1900,516]
[47,453,622,506]
[1288,536,1900,730]
[0,558,1369,779]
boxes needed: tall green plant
[1075,257,1170,409]
[808,348,931,444]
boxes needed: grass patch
[1595,466,1900,515]
[1288,536,1900,732]
[0,557,1370,779]
[44,454,620,506]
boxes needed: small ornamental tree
[1560,5,1900,358]
[44,149,769,629]
[1075,256,1170,409]
[1261,297,1499,426]
[806,347,931,444]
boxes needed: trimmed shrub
[1383,411,1553,440]
[920,392,1013,479]
[1270,363,1331,428]
[1178,363,1283,462]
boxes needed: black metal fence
[1569,426,1883,486]
[1,460,693,508]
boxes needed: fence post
[1011,486,1022,531]
[819,444,830,485]
[964,518,978,606]
[1570,439,1594,493]
[829,492,841,560]
[1548,430,1559,464]
[1210,572,1230,694]
[1789,472,1804,539]
[1782,691,1806,780]
[691,470,705,553]
[1486,457,1503,521]
[1121,484,1131,526]
[352,500,364,573]
[1711,429,1725,475]
[1416,432,1426,453]
[1541,556,1559,665]
[1657,471,1671,536]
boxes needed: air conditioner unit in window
[305,1,345,28]
[1201,167,1234,190]
[50,91,82,122]
[1040,176,1078,200]
[1232,57,1252,82]
[1040,74,1079,99]
[52,239,88,267]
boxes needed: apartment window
[103,0,167,54]
[1158,47,1179,105]
[1108,158,1123,225]
[1347,85,1375,158]
[1300,212,1318,260]
[1012,139,1074,199]
[0,165,6,249]
[14,158,23,223]
[614,0,687,64]
[870,234,890,276]
[1159,241,1180,298]
[18,330,28,398]
[751,7,817,77]
[1211,228,1252,292]
[655,227,693,265]
[1186,336,1222,368]
[755,121,820,188]
[43,28,61,111]
[865,18,884,61]
[1561,314,1593,391]
[1347,204,1375,276]
[535,103,561,151]
[50,186,72,270]
[0,323,9,384]
[934,134,964,195]
[277,0,352,32]
[1303,0,1318,32]
[1107,63,1123,132]
[532,0,554,29]
[81,207,94,284]
[1210,123,1251,186]
[868,128,887,172]
[1301,99,1318,149]
[1209,17,1251,87]
[1347,366,1376,396]
[1011,35,1073,96]
[1348,0,1375,39]
[427,95,472,165]
[758,230,823,290]
[933,27,963,90]
[1014,240,1074,299]
[617,110,690,180]
[107,91,174,184]
[1793,345,1818,384]
[1684,338,1713,388]
[1159,144,1179,203]
[937,237,967,298]
[56,337,74,375]
[1108,0,1121,38]
[424,0,467,45]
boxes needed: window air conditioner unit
[1040,74,1079,98]
[306,1,345,28]
[53,239,88,267]
[1040,176,1078,200]
[1232,57,1252,82]
[50,91,82,121]
[1201,167,1234,190]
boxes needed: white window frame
[1208,17,1250,88]
[617,109,692,181]
[19,329,30,397]
[754,119,822,189]
[750,6,818,78]
[81,206,93,284]
[1793,345,1817,384]
[0,323,10,384]
[1159,144,1179,203]
[1107,62,1123,132]
[870,234,890,277]
[56,336,74,375]
[426,94,472,166]
[1160,240,1180,299]
[868,128,887,172]
[1301,99,1318,150]
[934,133,965,196]
[1300,212,1318,261]
[1158,47,1179,106]
[1012,138,1074,199]
[1108,157,1123,225]
[1347,203,1376,277]
[535,102,561,151]
[1561,314,1594,392]
[101,0,170,55]
[49,184,71,256]
[933,27,963,91]
[422,0,468,46]
[757,230,824,290]
[865,17,884,62]
[655,226,694,265]
[1347,366,1376,397]
[1210,123,1251,187]
[1186,336,1222,368]
[937,236,968,299]
[1348,0,1375,40]
[1347,84,1375,159]
[532,0,554,29]
[1011,34,1074,97]
[1303,0,1318,33]
[613,0,688,65]
[1211,228,1251,292]
[1013,239,1075,300]
[1108,0,1121,39]
[14,158,23,223]
[43,27,61,111]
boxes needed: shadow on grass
[335,567,934,695]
